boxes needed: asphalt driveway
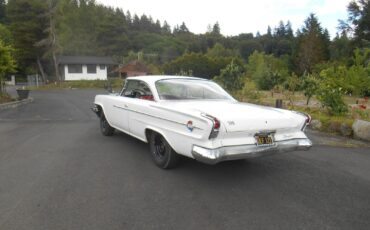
[0,89,369,230]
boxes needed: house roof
[57,56,116,65]
[115,60,150,73]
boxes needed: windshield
[155,79,234,100]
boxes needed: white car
[92,75,312,169]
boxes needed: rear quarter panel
[129,102,214,157]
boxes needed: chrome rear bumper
[191,138,312,164]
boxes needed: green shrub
[317,84,348,115]
[247,51,289,90]
[240,79,261,102]
[213,61,244,93]
[318,48,370,97]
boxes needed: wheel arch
[94,103,115,127]
[145,127,176,151]
[94,103,103,117]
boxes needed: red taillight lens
[213,117,220,129]
[201,114,221,139]
[305,114,311,124]
[293,111,311,131]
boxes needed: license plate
[255,134,274,146]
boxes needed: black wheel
[149,132,179,169]
[100,114,115,136]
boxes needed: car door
[124,80,156,140]
[108,80,140,132]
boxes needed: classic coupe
[92,75,312,169]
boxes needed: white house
[58,56,115,81]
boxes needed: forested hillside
[0,0,369,102]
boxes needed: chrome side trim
[113,104,204,130]
[113,105,126,110]
[150,104,205,121]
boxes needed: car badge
[227,121,235,126]
[186,120,194,131]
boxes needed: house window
[87,64,97,74]
[99,65,105,70]
[68,64,82,73]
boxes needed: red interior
[139,95,154,101]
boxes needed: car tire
[100,114,115,136]
[149,132,179,169]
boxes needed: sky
[98,0,350,38]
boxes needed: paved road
[0,89,370,230]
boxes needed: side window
[121,80,154,101]
[121,80,136,96]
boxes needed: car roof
[126,75,207,84]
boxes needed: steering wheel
[131,89,145,98]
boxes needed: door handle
[124,104,128,108]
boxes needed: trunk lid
[159,100,304,132]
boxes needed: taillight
[201,114,220,139]
[292,111,311,131]
[305,114,311,125]
[300,113,311,131]
[213,117,220,129]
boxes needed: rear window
[155,79,233,100]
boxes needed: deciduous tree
[0,40,16,94]
[247,51,289,90]
[302,74,319,105]
[0,23,11,45]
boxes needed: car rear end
[189,104,312,164]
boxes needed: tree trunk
[48,0,60,83]
[306,96,311,105]
[37,56,47,83]
[0,76,4,94]
[52,51,60,83]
